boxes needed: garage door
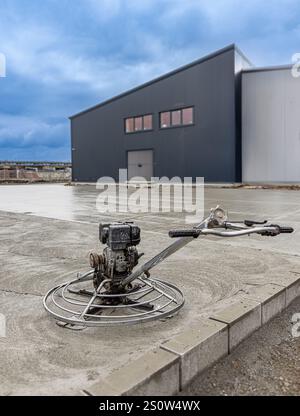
[127,150,153,181]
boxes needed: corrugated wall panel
[242,68,300,182]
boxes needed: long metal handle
[200,226,278,237]
[120,217,208,287]
[121,207,293,287]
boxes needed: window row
[125,107,194,134]
[125,114,153,133]
[160,107,194,128]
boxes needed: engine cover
[91,222,142,290]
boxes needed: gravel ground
[180,296,300,396]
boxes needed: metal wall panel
[242,68,300,182]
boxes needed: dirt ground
[180,296,300,396]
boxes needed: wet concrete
[0,184,299,395]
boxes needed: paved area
[0,184,299,395]
[180,296,300,396]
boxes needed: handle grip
[260,224,294,236]
[275,225,294,234]
[169,229,200,238]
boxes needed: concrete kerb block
[161,318,228,389]
[84,347,180,396]
[210,298,261,352]
[286,278,300,305]
[273,273,300,306]
[244,283,286,325]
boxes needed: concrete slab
[0,184,299,395]
[85,348,179,396]
[244,283,286,324]
[161,318,228,389]
[210,299,261,351]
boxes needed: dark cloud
[0,0,300,161]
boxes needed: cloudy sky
[0,0,300,161]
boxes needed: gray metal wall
[71,45,246,182]
[242,68,300,182]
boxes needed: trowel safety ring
[43,270,185,327]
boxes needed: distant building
[70,44,300,183]
[0,161,71,182]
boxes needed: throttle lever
[244,219,268,226]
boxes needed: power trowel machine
[43,206,293,328]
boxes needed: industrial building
[70,44,300,183]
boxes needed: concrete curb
[84,275,300,396]
[275,273,300,306]
[161,318,228,389]
[210,298,261,352]
[83,347,180,396]
[243,283,286,325]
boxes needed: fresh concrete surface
[0,184,299,395]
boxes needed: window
[125,118,134,133]
[143,114,152,130]
[160,112,171,128]
[160,112,170,128]
[134,117,143,131]
[182,107,193,125]
[125,114,153,133]
[160,107,194,129]
[171,110,181,126]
